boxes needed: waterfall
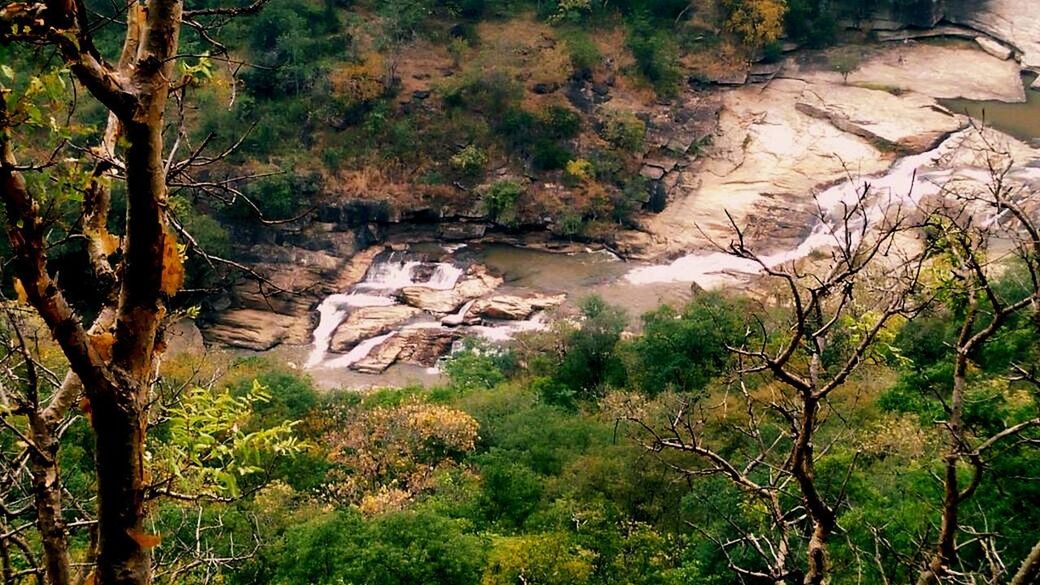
[441,299,477,327]
[625,130,985,287]
[324,331,396,369]
[307,253,465,369]
[305,293,396,367]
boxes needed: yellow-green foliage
[482,533,596,585]
[724,0,788,51]
[151,380,305,498]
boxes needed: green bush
[623,294,744,395]
[539,105,582,140]
[601,110,646,152]
[442,70,523,113]
[531,139,574,171]
[482,179,524,226]
[550,296,627,403]
[271,510,485,585]
[443,339,515,389]
[450,144,490,177]
[225,172,320,222]
[626,16,681,97]
[562,31,602,75]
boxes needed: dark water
[941,74,1040,145]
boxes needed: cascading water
[306,252,464,368]
[625,129,1040,287]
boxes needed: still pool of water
[469,244,697,322]
[941,74,1040,145]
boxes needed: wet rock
[330,305,422,352]
[467,293,566,321]
[202,309,297,351]
[975,36,1013,61]
[353,327,459,373]
[399,265,503,313]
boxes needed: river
[941,73,1040,146]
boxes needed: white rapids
[306,253,464,368]
[626,130,1040,287]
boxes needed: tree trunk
[26,416,72,585]
[917,351,969,585]
[91,386,150,585]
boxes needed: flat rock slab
[330,305,421,352]
[975,36,1014,61]
[467,293,567,321]
[947,0,1040,69]
[202,309,297,351]
[791,43,1026,103]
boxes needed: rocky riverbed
[194,11,1040,389]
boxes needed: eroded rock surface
[330,305,422,352]
[353,327,460,374]
[466,293,567,321]
[637,41,1031,258]
[946,0,1040,69]
[202,309,299,351]
[399,265,503,313]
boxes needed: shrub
[548,296,627,403]
[441,69,522,113]
[563,31,602,75]
[626,16,681,97]
[601,110,646,152]
[623,294,745,395]
[482,179,524,226]
[564,159,595,184]
[531,139,573,171]
[784,0,838,48]
[450,144,489,177]
[227,172,320,222]
[539,105,582,139]
[442,340,514,390]
[498,107,540,146]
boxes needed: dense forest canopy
[4,0,1040,584]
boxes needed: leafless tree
[913,133,1040,585]
[629,182,932,584]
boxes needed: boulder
[330,305,422,352]
[201,309,297,351]
[399,265,503,313]
[438,222,488,240]
[639,165,667,180]
[947,0,1040,69]
[975,36,1013,61]
[352,327,459,373]
[467,293,567,321]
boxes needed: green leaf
[0,65,13,80]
